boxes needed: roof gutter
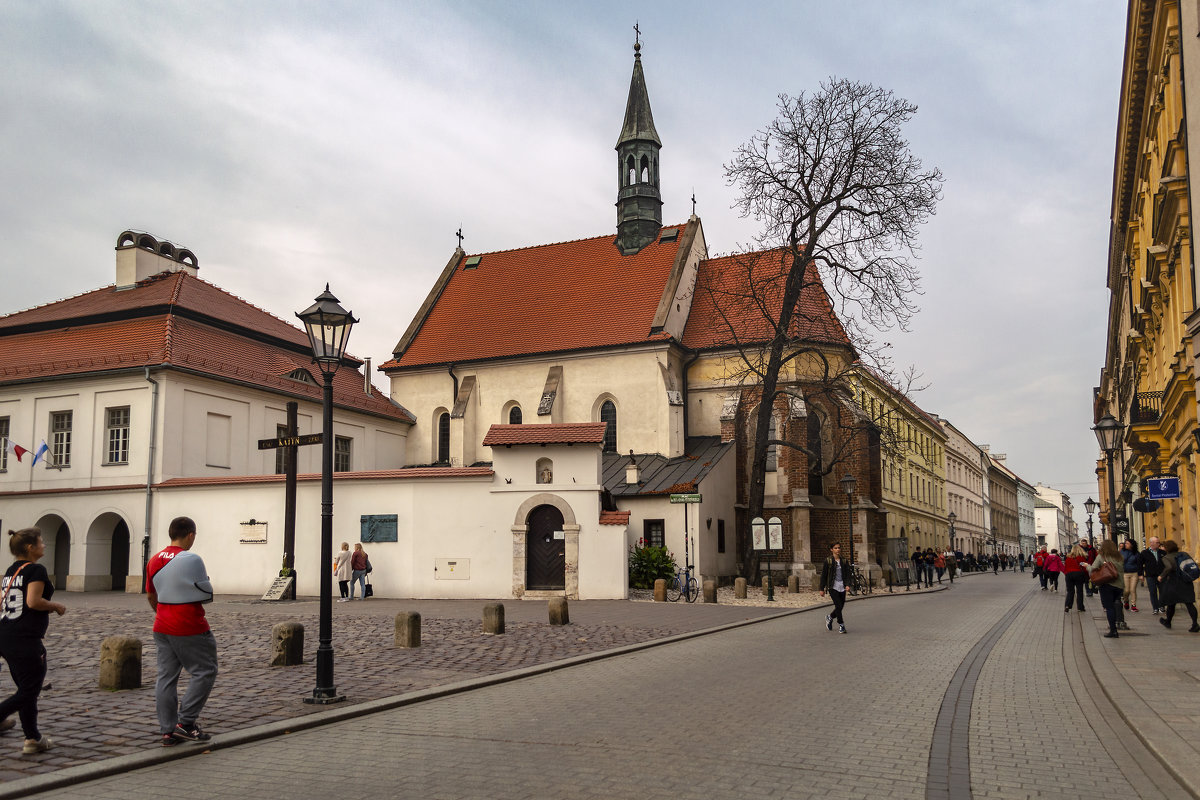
[141,366,160,592]
[680,348,701,440]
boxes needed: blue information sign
[1147,476,1181,500]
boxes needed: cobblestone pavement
[9,570,1198,799]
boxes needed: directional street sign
[1147,475,1181,500]
[258,433,323,450]
[669,493,702,504]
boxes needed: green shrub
[629,539,677,589]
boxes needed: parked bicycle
[847,564,872,596]
[667,564,699,603]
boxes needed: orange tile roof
[482,423,608,447]
[382,225,687,370]
[681,250,852,351]
[0,272,413,423]
[599,510,631,525]
[155,467,493,488]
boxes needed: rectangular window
[104,406,130,464]
[0,416,8,471]
[206,413,231,468]
[644,519,665,549]
[275,424,288,475]
[51,411,72,468]
[334,436,352,472]
[717,520,726,554]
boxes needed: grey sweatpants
[154,631,218,734]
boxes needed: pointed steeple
[614,38,663,255]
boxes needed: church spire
[614,33,663,255]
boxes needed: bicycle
[667,564,699,603]
[848,564,871,596]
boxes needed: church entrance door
[526,505,565,590]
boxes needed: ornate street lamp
[1084,496,1097,541]
[839,472,857,565]
[1093,414,1125,544]
[948,511,957,552]
[297,285,357,705]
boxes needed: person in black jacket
[1140,536,1165,614]
[819,542,853,634]
[1158,539,1199,632]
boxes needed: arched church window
[766,414,779,472]
[807,411,824,497]
[437,412,450,464]
[509,406,522,425]
[640,155,649,183]
[600,400,617,453]
[626,156,636,186]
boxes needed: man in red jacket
[1034,547,1048,590]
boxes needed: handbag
[1091,560,1119,586]
[364,576,373,598]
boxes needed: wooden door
[526,505,565,590]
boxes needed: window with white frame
[334,436,352,472]
[104,406,130,464]
[51,411,72,467]
[275,424,288,475]
[0,416,8,471]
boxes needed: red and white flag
[5,439,28,462]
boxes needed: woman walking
[1121,539,1142,612]
[349,543,368,600]
[1062,544,1088,613]
[1089,539,1125,638]
[0,528,66,755]
[1044,549,1063,592]
[819,543,852,634]
[1158,539,1199,631]
[333,542,352,602]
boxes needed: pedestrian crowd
[1030,536,1199,638]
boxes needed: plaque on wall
[361,514,399,543]
[239,520,268,544]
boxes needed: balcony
[1131,391,1163,425]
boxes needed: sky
[0,1,1127,527]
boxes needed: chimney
[363,358,372,395]
[115,230,199,288]
[625,450,639,484]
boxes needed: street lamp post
[297,285,357,705]
[839,473,857,567]
[948,511,956,552]
[1093,414,1125,545]
[1084,497,1097,542]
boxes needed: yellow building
[1100,0,1199,553]
[852,367,948,554]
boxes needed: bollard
[702,580,717,604]
[269,621,304,667]
[787,575,799,594]
[549,597,569,625]
[395,611,422,648]
[734,577,747,598]
[654,578,667,602]
[99,635,142,690]
[483,603,505,635]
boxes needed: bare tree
[712,78,943,580]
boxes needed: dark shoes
[1160,617,1172,629]
[172,723,211,743]
[1103,631,1119,638]
[825,614,833,631]
[1190,624,1200,633]
[161,733,179,747]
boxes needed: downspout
[141,367,160,593]
[447,363,458,407]
[680,349,700,440]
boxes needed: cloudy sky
[1,1,1126,524]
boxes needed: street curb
[1079,612,1200,798]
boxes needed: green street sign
[669,493,702,504]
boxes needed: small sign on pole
[669,493,702,504]
[751,516,767,550]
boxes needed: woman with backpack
[1158,539,1199,632]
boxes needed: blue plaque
[1147,476,1180,500]
[360,514,398,542]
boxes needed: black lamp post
[991,526,998,554]
[1084,496,1097,542]
[1093,413,1125,544]
[840,472,857,565]
[948,511,957,552]
[297,285,357,705]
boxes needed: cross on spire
[455,226,464,250]
[633,22,641,55]
[691,191,697,216]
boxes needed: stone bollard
[99,635,142,690]
[653,578,667,602]
[549,597,569,625]
[483,603,505,635]
[395,611,422,648]
[702,580,717,603]
[734,577,747,598]
[269,622,304,667]
[788,575,799,594]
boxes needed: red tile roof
[155,467,494,488]
[482,423,608,447]
[681,249,852,351]
[382,225,688,370]
[0,271,413,423]
[599,510,631,525]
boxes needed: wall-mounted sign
[361,514,398,542]
[239,520,268,544]
[1147,476,1181,500]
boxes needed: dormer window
[286,368,317,385]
